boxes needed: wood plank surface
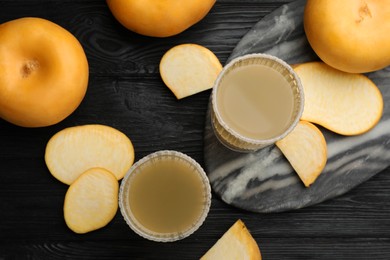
[0,1,389,259]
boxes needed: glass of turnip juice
[211,53,304,152]
[119,150,211,242]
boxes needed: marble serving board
[204,0,390,213]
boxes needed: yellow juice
[127,157,205,234]
[216,64,294,139]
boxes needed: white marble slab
[204,0,390,212]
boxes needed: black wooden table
[1,1,389,259]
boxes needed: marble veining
[204,0,390,212]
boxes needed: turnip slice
[276,121,327,187]
[45,124,134,185]
[160,43,222,99]
[64,167,118,233]
[294,62,383,135]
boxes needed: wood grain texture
[0,0,389,259]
